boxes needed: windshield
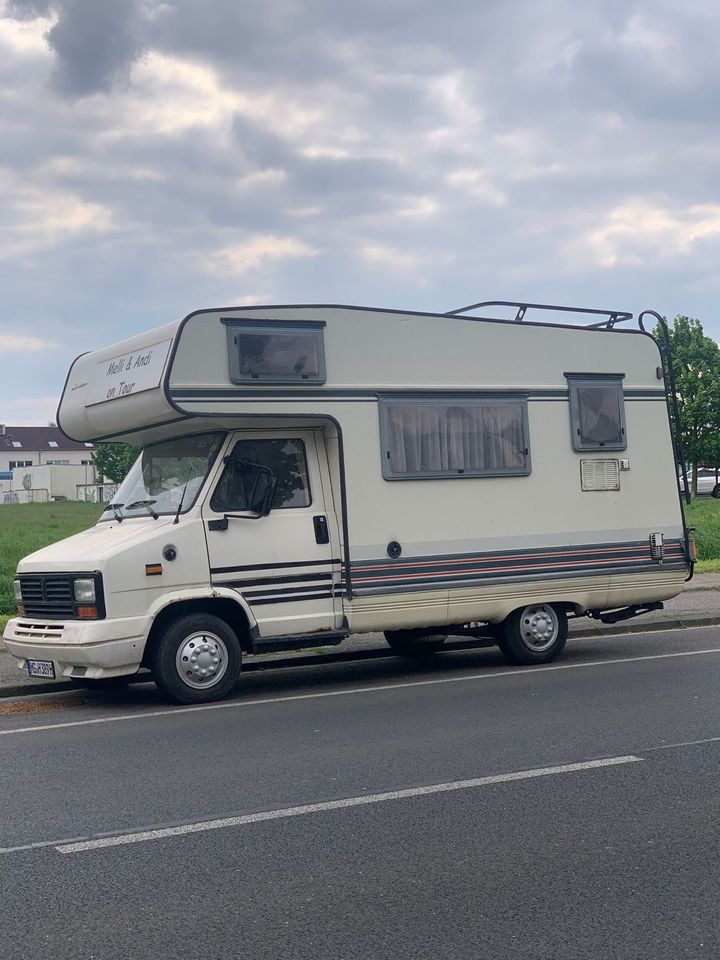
[103,433,225,520]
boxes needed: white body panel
[4,303,689,678]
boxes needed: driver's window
[210,438,311,512]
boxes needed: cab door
[202,430,343,638]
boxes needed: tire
[497,603,567,665]
[384,630,446,656]
[150,613,242,704]
[712,484,720,499]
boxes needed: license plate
[27,660,55,679]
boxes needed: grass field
[684,498,720,572]
[0,498,719,621]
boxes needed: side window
[379,397,530,479]
[224,320,326,384]
[567,375,626,451]
[210,438,311,512]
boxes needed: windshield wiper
[173,468,194,525]
[105,502,125,523]
[125,499,159,519]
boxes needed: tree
[92,442,139,485]
[657,315,720,496]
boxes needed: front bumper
[2,615,147,679]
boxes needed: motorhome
[3,300,694,703]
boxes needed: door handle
[313,515,330,544]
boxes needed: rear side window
[567,375,626,451]
[210,438,311,511]
[223,320,326,384]
[379,396,530,479]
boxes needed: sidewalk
[3,573,720,698]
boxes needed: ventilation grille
[580,459,620,491]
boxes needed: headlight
[13,579,21,602]
[74,578,96,603]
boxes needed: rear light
[16,604,24,617]
[77,606,98,619]
[649,532,664,561]
[687,529,698,563]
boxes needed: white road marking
[645,734,720,752]
[1,756,635,856]
[2,645,720,739]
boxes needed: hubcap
[519,604,559,652]
[175,631,228,689]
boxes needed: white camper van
[3,300,694,703]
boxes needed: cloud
[202,235,318,277]
[360,243,455,277]
[2,0,720,423]
[0,5,54,53]
[13,0,150,96]
[445,169,507,208]
[585,201,720,267]
[3,0,53,19]
[0,334,58,351]
[0,172,116,260]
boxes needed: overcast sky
[1,0,719,426]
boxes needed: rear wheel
[712,484,720,499]
[151,613,242,704]
[384,630,446,656]
[497,603,567,665]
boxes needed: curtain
[386,402,526,475]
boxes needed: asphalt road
[2,625,720,959]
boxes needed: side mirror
[231,458,279,518]
[251,469,278,517]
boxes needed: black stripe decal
[351,539,681,571]
[213,572,333,588]
[350,549,686,580]
[350,559,687,591]
[210,558,340,575]
[242,583,340,599]
[346,540,687,591]
[249,591,334,606]
[172,387,666,402]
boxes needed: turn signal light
[77,606,98,619]
[16,603,24,617]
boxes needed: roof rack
[444,300,634,329]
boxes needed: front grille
[18,574,104,620]
[20,575,75,618]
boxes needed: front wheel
[151,613,242,704]
[497,603,567,665]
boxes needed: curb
[570,614,720,639]
[2,614,720,700]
